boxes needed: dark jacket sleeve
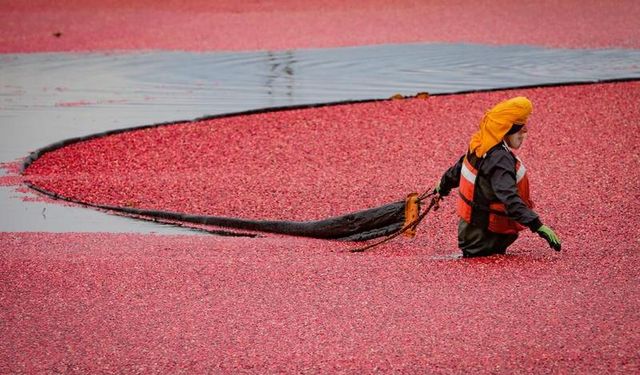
[438,155,464,197]
[484,150,543,231]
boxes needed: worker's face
[505,125,528,149]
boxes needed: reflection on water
[1,42,639,232]
[266,50,296,100]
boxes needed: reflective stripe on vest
[456,157,477,225]
[456,154,532,234]
[461,158,477,184]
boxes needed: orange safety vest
[456,150,533,234]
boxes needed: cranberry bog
[2,0,640,52]
[5,82,639,373]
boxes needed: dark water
[1,43,639,232]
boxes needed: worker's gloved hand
[536,225,561,251]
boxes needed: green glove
[536,225,561,251]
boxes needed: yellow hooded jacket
[469,96,533,158]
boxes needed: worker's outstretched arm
[435,155,464,196]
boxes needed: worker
[434,96,561,257]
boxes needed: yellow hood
[469,96,533,157]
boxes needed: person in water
[435,96,561,257]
